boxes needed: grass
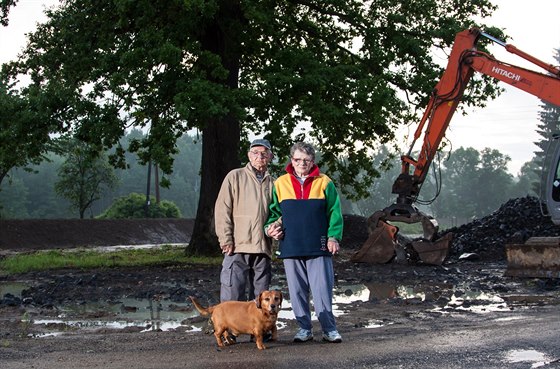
[0,245,222,275]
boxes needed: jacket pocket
[232,215,253,245]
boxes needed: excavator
[351,28,560,276]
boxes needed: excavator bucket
[351,220,398,264]
[411,233,453,265]
[505,237,560,278]
[352,205,452,266]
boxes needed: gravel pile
[439,196,560,261]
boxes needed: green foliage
[0,0,17,26]
[343,144,533,228]
[512,159,539,197]
[0,246,221,274]
[425,147,515,219]
[54,139,119,218]
[0,153,73,218]
[0,131,201,219]
[2,0,501,199]
[3,0,503,253]
[0,79,59,187]
[97,192,181,219]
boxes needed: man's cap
[250,138,271,150]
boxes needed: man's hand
[221,244,234,256]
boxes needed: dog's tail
[189,296,214,316]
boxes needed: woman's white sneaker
[322,330,342,343]
[293,328,313,342]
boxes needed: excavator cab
[544,135,560,224]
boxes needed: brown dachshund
[190,290,282,350]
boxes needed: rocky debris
[439,196,560,262]
[346,196,560,264]
[0,265,214,310]
[342,214,368,249]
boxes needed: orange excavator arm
[352,28,560,266]
[397,28,560,205]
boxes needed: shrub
[97,193,182,219]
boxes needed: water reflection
[504,349,555,368]
[0,279,530,337]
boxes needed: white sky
[1,0,559,175]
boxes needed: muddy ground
[1,209,560,368]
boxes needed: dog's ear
[256,291,265,309]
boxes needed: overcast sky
[1,0,559,174]
[442,0,560,174]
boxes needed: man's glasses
[292,158,313,165]
[250,150,270,158]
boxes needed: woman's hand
[267,222,284,240]
[327,239,340,255]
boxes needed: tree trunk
[187,2,243,256]
[188,116,240,256]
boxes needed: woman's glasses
[292,158,313,165]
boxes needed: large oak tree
[2,0,501,254]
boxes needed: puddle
[504,349,556,368]
[0,279,538,337]
[0,282,28,297]
[433,290,508,314]
[32,318,199,334]
[336,281,512,314]
[90,244,188,253]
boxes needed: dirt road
[1,214,560,368]
[1,255,560,369]
[2,298,559,368]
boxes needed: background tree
[55,140,118,218]
[475,148,514,216]
[344,145,399,216]
[2,0,501,254]
[97,193,181,219]
[0,80,58,187]
[511,158,539,198]
[1,131,202,218]
[533,48,560,197]
[0,175,28,217]
[427,147,514,221]
[0,153,71,218]
[429,147,480,220]
[1,141,539,225]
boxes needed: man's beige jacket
[214,163,274,258]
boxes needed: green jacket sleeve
[264,186,282,230]
[325,181,343,241]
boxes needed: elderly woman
[265,141,343,343]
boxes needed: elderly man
[214,138,276,302]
